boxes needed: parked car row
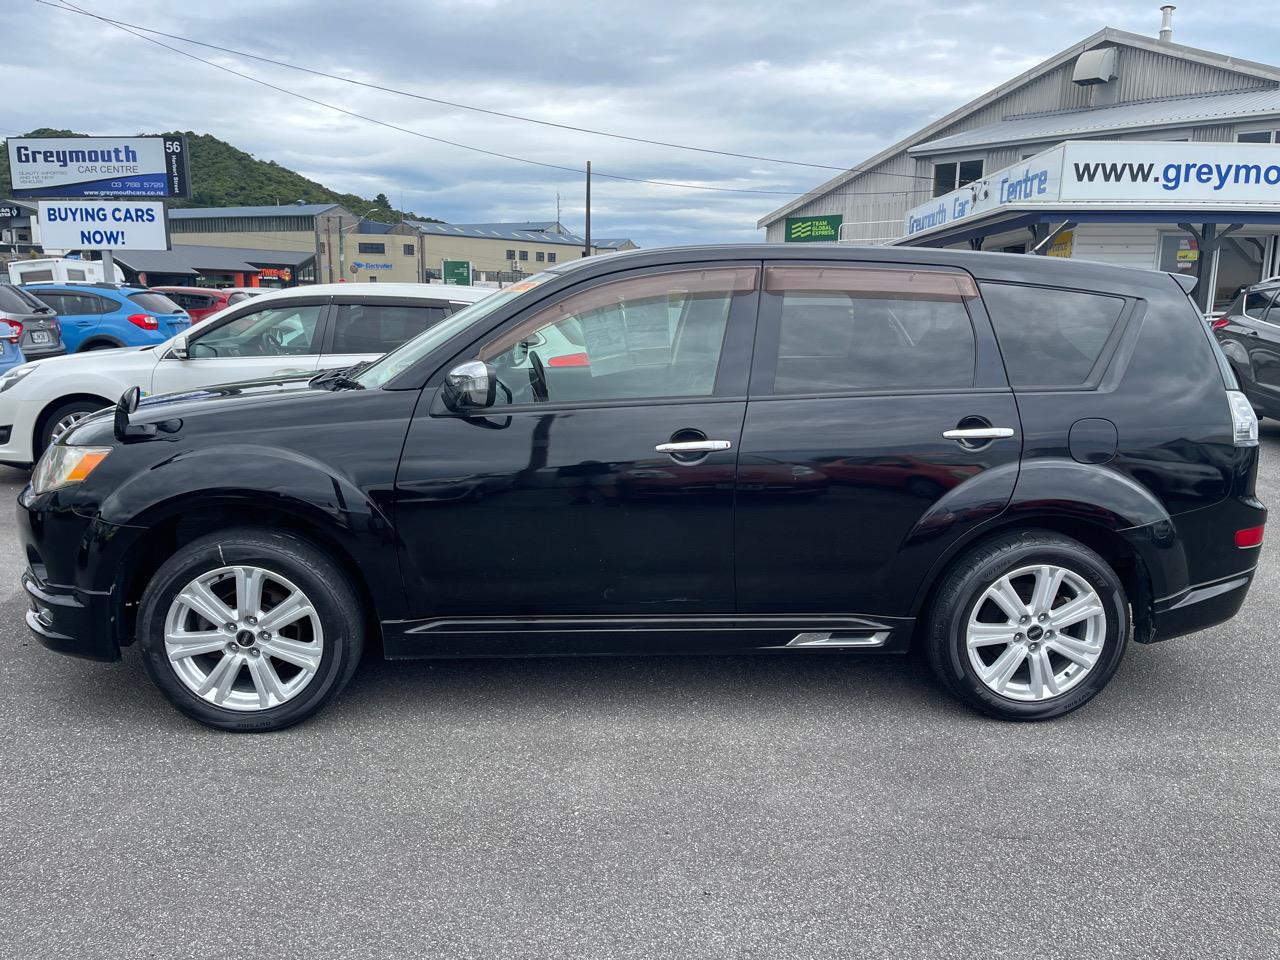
[0,282,494,461]
[15,246,1265,732]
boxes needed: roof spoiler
[1170,272,1198,294]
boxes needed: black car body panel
[17,245,1264,666]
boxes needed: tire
[137,528,365,732]
[37,397,111,456]
[925,529,1129,721]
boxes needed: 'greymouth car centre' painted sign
[7,135,190,199]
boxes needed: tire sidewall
[938,539,1129,720]
[138,534,361,731]
[40,399,107,454]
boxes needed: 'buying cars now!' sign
[785,214,843,242]
[37,200,168,251]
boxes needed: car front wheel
[926,530,1129,720]
[137,528,365,731]
[37,398,110,456]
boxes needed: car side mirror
[441,360,496,412]
[169,335,189,360]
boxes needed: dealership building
[759,14,1280,311]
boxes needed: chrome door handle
[655,440,733,454]
[943,427,1015,440]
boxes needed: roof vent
[1159,4,1176,42]
[1072,47,1119,86]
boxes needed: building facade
[758,21,1280,311]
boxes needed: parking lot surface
[1,430,1278,960]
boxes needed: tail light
[0,318,23,343]
[127,313,159,330]
[48,317,60,333]
[1211,317,1230,330]
[548,352,590,367]
[1226,391,1259,447]
[1235,525,1265,549]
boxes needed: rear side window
[331,303,450,354]
[981,283,1125,387]
[128,292,182,314]
[762,266,978,394]
[0,284,49,313]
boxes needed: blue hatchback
[24,284,190,352]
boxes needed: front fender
[84,443,404,619]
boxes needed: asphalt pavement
[1,429,1278,960]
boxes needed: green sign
[441,259,472,285]
[785,214,843,243]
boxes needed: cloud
[4,0,1279,246]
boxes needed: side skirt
[380,614,913,659]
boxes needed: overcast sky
[4,0,1277,247]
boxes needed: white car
[0,282,494,466]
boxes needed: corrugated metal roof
[115,245,316,273]
[169,204,341,219]
[910,88,1280,154]
[591,238,634,249]
[405,220,590,246]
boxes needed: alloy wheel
[965,563,1107,702]
[163,564,324,712]
[49,412,90,445]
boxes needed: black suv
[18,246,1265,730]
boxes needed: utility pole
[583,161,591,258]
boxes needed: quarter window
[980,283,1125,387]
[330,303,450,354]
[478,267,758,405]
[189,303,323,358]
[762,266,978,394]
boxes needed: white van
[7,258,124,285]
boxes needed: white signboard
[38,200,168,251]
[1058,141,1280,202]
[7,135,189,198]
[902,141,1280,239]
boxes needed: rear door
[320,296,456,371]
[734,263,1020,632]
[150,296,330,393]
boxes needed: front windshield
[354,273,556,388]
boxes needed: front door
[734,263,1021,641]
[150,298,329,394]
[392,263,760,653]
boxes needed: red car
[148,286,262,323]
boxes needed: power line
[35,0,938,184]
[35,0,937,197]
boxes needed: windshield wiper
[309,360,370,391]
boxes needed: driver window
[477,267,757,405]
[189,303,323,359]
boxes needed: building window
[1238,130,1278,144]
[536,251,545,262]
[358,242,386,254]
[548,253,557,263]
[519,250,529,261]
[506,249,516,260]
[932,159,985,197]
[403,243,415,256]
[318,241,326,253]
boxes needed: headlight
[0,364,36,393]
[31,445,111,494]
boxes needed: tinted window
[227,292,254,305]
[46,293,101,315]
[0,284,51,313]
[190,303,323,358]
[27,291,65,313]
[981,283,1125,387]
[763,266,978,394]
[331,303,450,354]
[478,267,756,405]
[128,292,182,314]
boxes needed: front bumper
[21,566,119,661]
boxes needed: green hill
[1,128,440,223]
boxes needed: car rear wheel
[138,528,364,732]
[926,530,1128,720]
[37,398,110,456]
